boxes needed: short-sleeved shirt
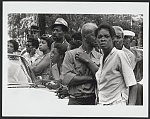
[122,46,136,69]
[32,53,51,80]
[95,47,137,104]
[62,46,101,97]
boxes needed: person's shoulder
[115,48,126,58]
[67,47,79,54]
[65,48,80,59]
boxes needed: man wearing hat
[48,18,71,80]
[123,30,135,50]
[123,30,143,105]
[50,18,70,50]
[113,26,136,69]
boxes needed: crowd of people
[7,17,143,105]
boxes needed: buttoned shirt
[62,46,101,97]
[95,47,137,104]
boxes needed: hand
[75,52,90,64]
[30,48,36,57]
[56,86,69,99]
[45,80,61,90]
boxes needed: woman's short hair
[95,23,116,38]
[54,43,68,56]
[8,40,19,52]
[40,35,54,49]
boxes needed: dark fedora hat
[51,18,69,32]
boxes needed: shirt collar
[78,46,98,58]
[101,47,116,56]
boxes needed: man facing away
[62,23,101,105]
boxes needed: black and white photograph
[2,1,149,117]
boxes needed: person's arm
[119,51,137,105]
[128,84,137,105]
[75,52,99,75]
[68,75,93,86]
[31,54,50,75]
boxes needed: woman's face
[39,39,49,52]
[96,28,113,50]
[8,42,14,53]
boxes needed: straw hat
[51,18,69,32]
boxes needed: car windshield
[8,54,37,88]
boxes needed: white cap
[123,30,135,37]
[51,18,68,32]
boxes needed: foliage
[8,13,38,39]
[8,13,143,47]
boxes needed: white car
[3,54,69,116]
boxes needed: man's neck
[55,37,65,44]
[103,47,113,57]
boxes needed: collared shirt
[22,51,39,66]
[122,46,136,69]
[51,39,70,51]
[62,46,101,97]
[95,47,137,104]
[49,39,70,79]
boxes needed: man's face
[96,28,113,50]
[113,30,123,50]
[85,31,98,48]
[26,42,33,53]
[31,31,39,39]
[123,36,132,49]
[52,26,65,42]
